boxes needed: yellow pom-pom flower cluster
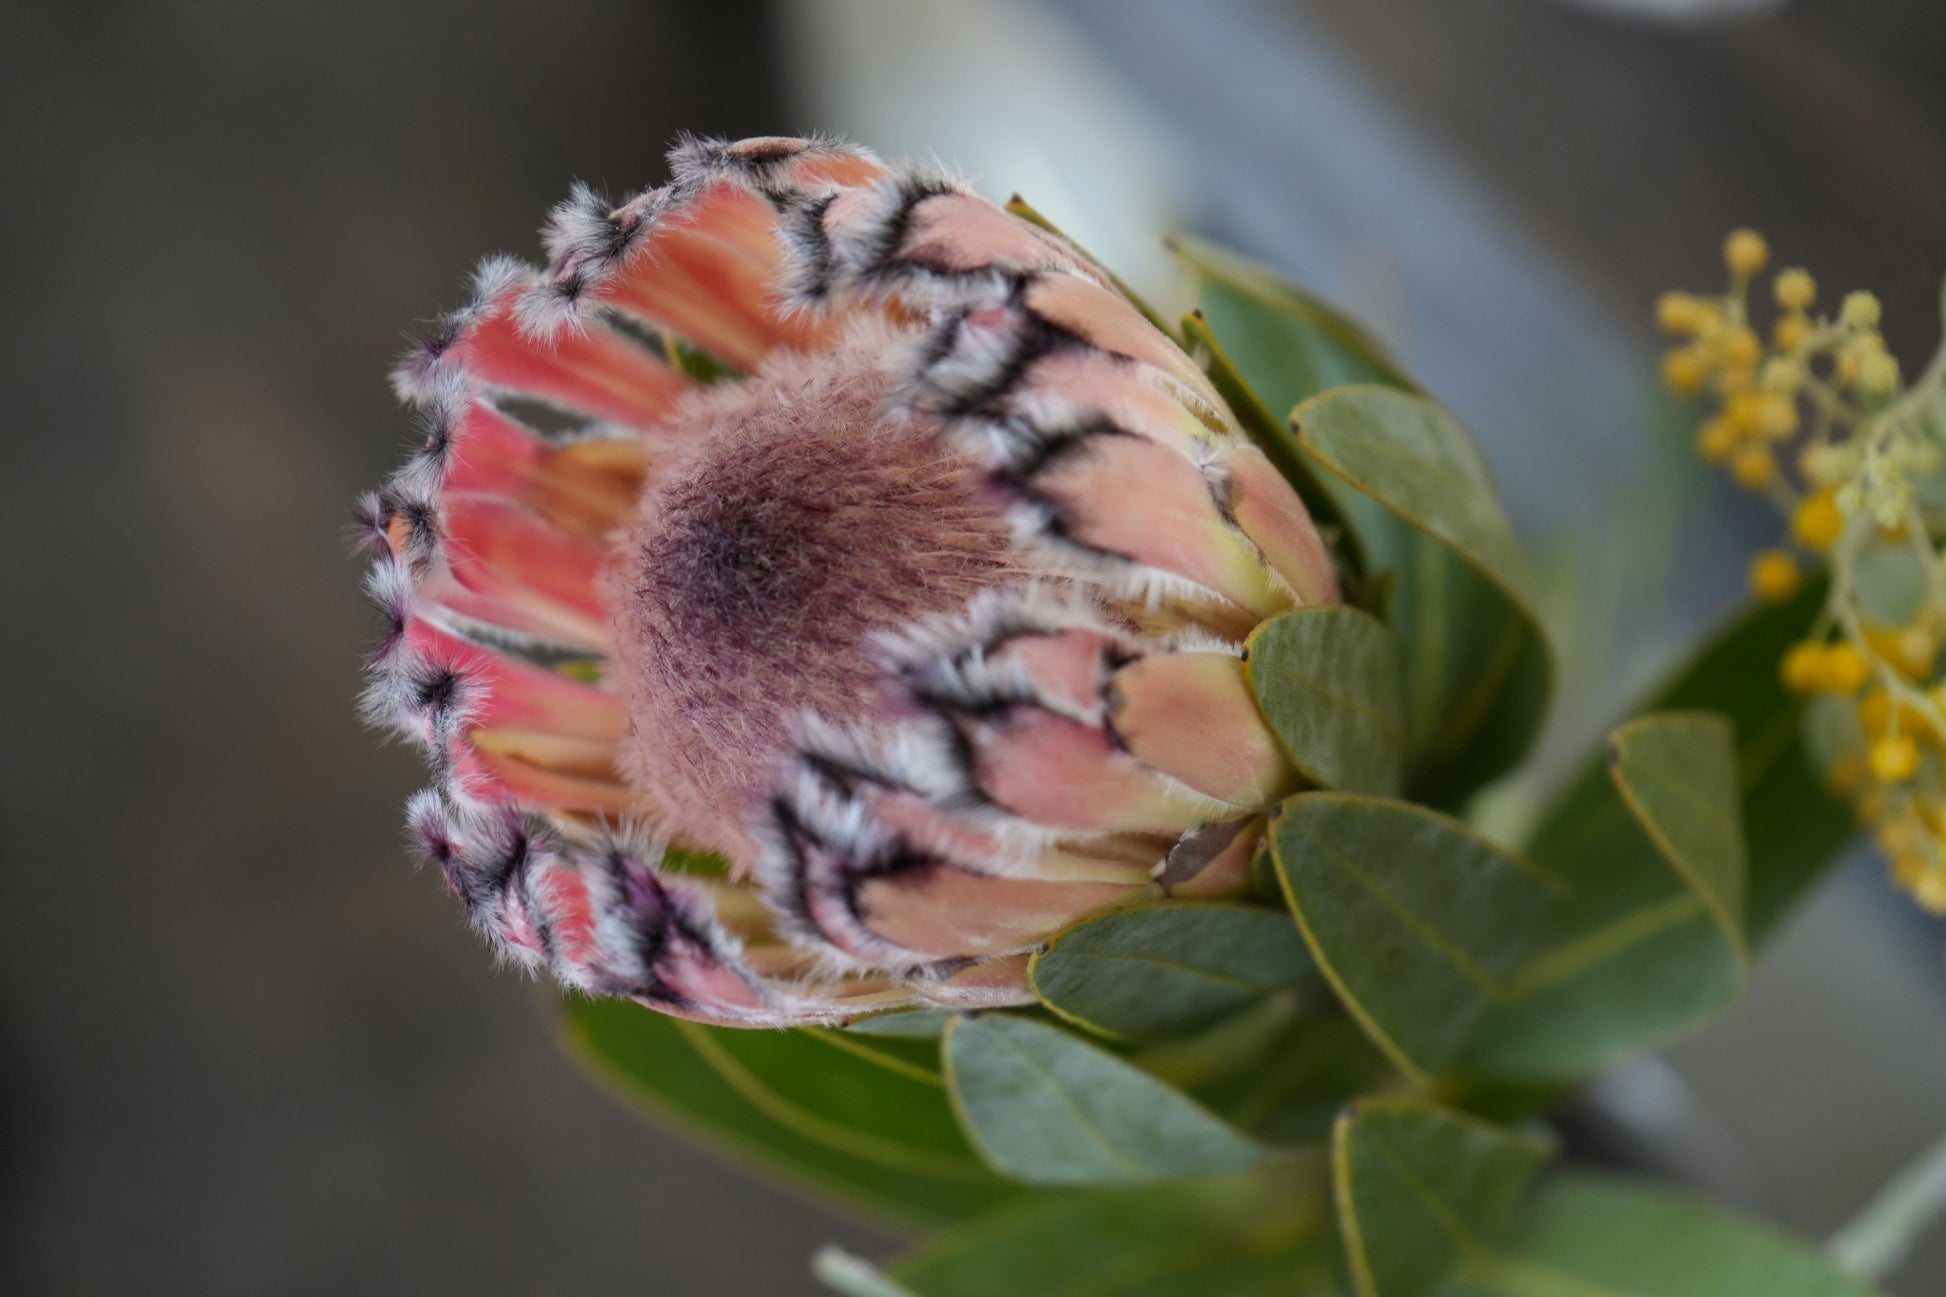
[1660,231,1946,914]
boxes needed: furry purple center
[612,324,1022,857]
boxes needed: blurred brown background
[2,1,1942,1293]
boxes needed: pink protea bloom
[357,136,1338,1026]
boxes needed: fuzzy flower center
[612,323,1024,858]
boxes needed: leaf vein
[1290,817,1508,1000]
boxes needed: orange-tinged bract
[357,136,1339,1026]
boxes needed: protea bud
[358,135,1338,1027]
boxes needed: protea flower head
[357,135,1339,1027]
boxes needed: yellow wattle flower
[1660,228,1946,918]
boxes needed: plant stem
[811,1247,918,1297]
[1828,1125,1946,1281]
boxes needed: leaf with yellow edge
[1333,1097,1878,1297]
[837,1164,1335,1297]
[943,1014,1266,1186]
[1334,1096,1553,1297]
[1268,793,1558,1083]
[562,996,1017,1228]
[1436,1176,1883,1297]
[1462,712,1749,1083]
[1246,605,1408,797]
[1292,386,1554,807]
[1029,901,1313,1042]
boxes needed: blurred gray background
[3,0,1942,1292]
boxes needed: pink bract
[357,135,1336,1026]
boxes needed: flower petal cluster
[358,136,1336,1024]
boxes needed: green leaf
[1268,793,1559,1083]
[943,1014,1266,1186]
[1171,233,1414,585]
[1608,713,1746,947]
[1334,1096,1554,1297]
[1293,386,1553,806]
[1462,712,1749,1083]
[1029,901,1313,1041]
[1294,386,1529,596]
[1638,578,1850,937]
[844,1008,954,1038]
[1153,1001,1398,1146]
[1170,233,1416,409]
[881,1167,1334,1297]
[1338,1099,1877,1297]
[1435,1175,1885,1297]
[562,996,1017,1227]
[1246,605,1408,796]
[681,1023,988,1166]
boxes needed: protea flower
[357,135,1338,1027]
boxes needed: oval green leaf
[681,1022,986,1174]
[1334,1097,1554,1297]
[1462,711,1751,1082]
[1435,1175,1884,1297]
[1650,578,1850,938]
[1293,385,1553,807]
[1609,712,1746,950]
[873,1166,1332,1297]
[1268,792,1559,1082]
[943,1014,1265,1186]
[1246,605,1408,796]
[1339,1099,1876,1297]
[844,1007,954,1038]
[1029,902,1313,1041]
[562,996,1016,1228]
[1296,387,1530,598]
